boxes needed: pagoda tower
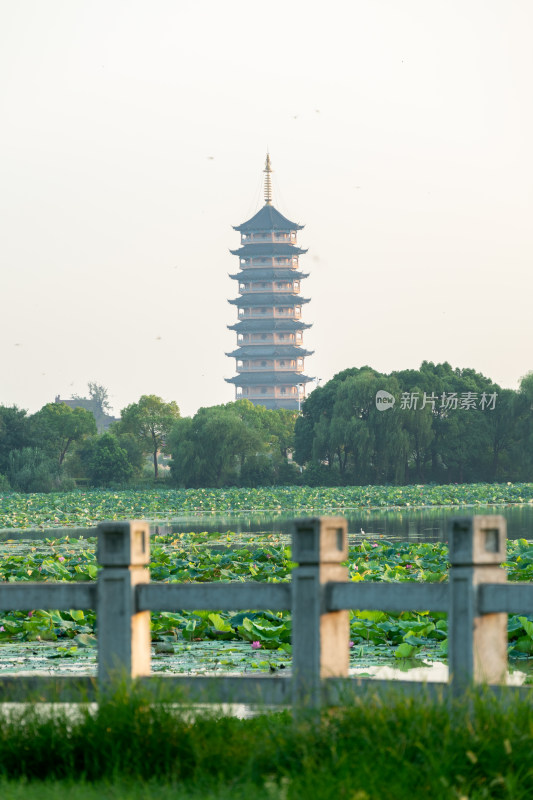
[226,155,313,410]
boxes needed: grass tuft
[0,682,533,798]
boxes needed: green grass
[0,683,532,798]
[0,780,277,800]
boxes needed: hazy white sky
[1,0,532,416]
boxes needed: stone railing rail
[0,515,532,705]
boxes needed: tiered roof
[226,372,313,386]
[230,243,307,257]
[233,204,303,233]
[226,345,314,359]
[229,268,309,281]
[228,292,310,307]
[227,318,312,332]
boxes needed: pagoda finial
[264,152,273,205]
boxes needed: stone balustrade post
[97,520,151,687]
[291,517,349,708]
[448,515,507,695]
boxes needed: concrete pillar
[97,520,151,686]
[448,515,507,694]
[291,517,349,707]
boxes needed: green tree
[117,395,180,479]
[83,433,134,487]
[0,406,32,474]
[31,403,97,468]
[7,448,57,493]
[515,372,533,480]
[169,405,263,487]
[168,400,299,488]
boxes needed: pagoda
[226,155,313,410]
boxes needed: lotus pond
[1,483,533,531]
[1,484,533,678]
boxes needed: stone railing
[1,515,531,705]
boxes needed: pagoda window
[280,360,285,366]
[261,388,267,394]
[281,388,286,394]
[261,360,267,367]
[279,334,285,340]
[261,334,267,340]
[296,333,302,343]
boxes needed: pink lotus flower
[0,626,4,632]
[251,641,262,650]
[349,641,355,648]
[58,556,65,562]
[28,611,33,617]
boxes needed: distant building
[226,155,313,410]
[54,395,117,433]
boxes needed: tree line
[294,362,533,485]
[0,362,532,492]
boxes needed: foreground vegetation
[0,684,533,798]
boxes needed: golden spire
[264,152,273,205]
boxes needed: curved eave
[225,372,314,386]
[228,294,311,307]
[230,244,307,257]
[227,319,312,332]
[226,346,314,358]
[229,269,310,281]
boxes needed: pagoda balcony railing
[240,259,298,267]
[236,369,305,376]
[238,285,300,294]
[238,309,302,319]
[237,389,302,400]
[245,391,277,399]
[236,364,305,373]
[237,337,301,346]
[241,233,296,243]
[247,390,300,400]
